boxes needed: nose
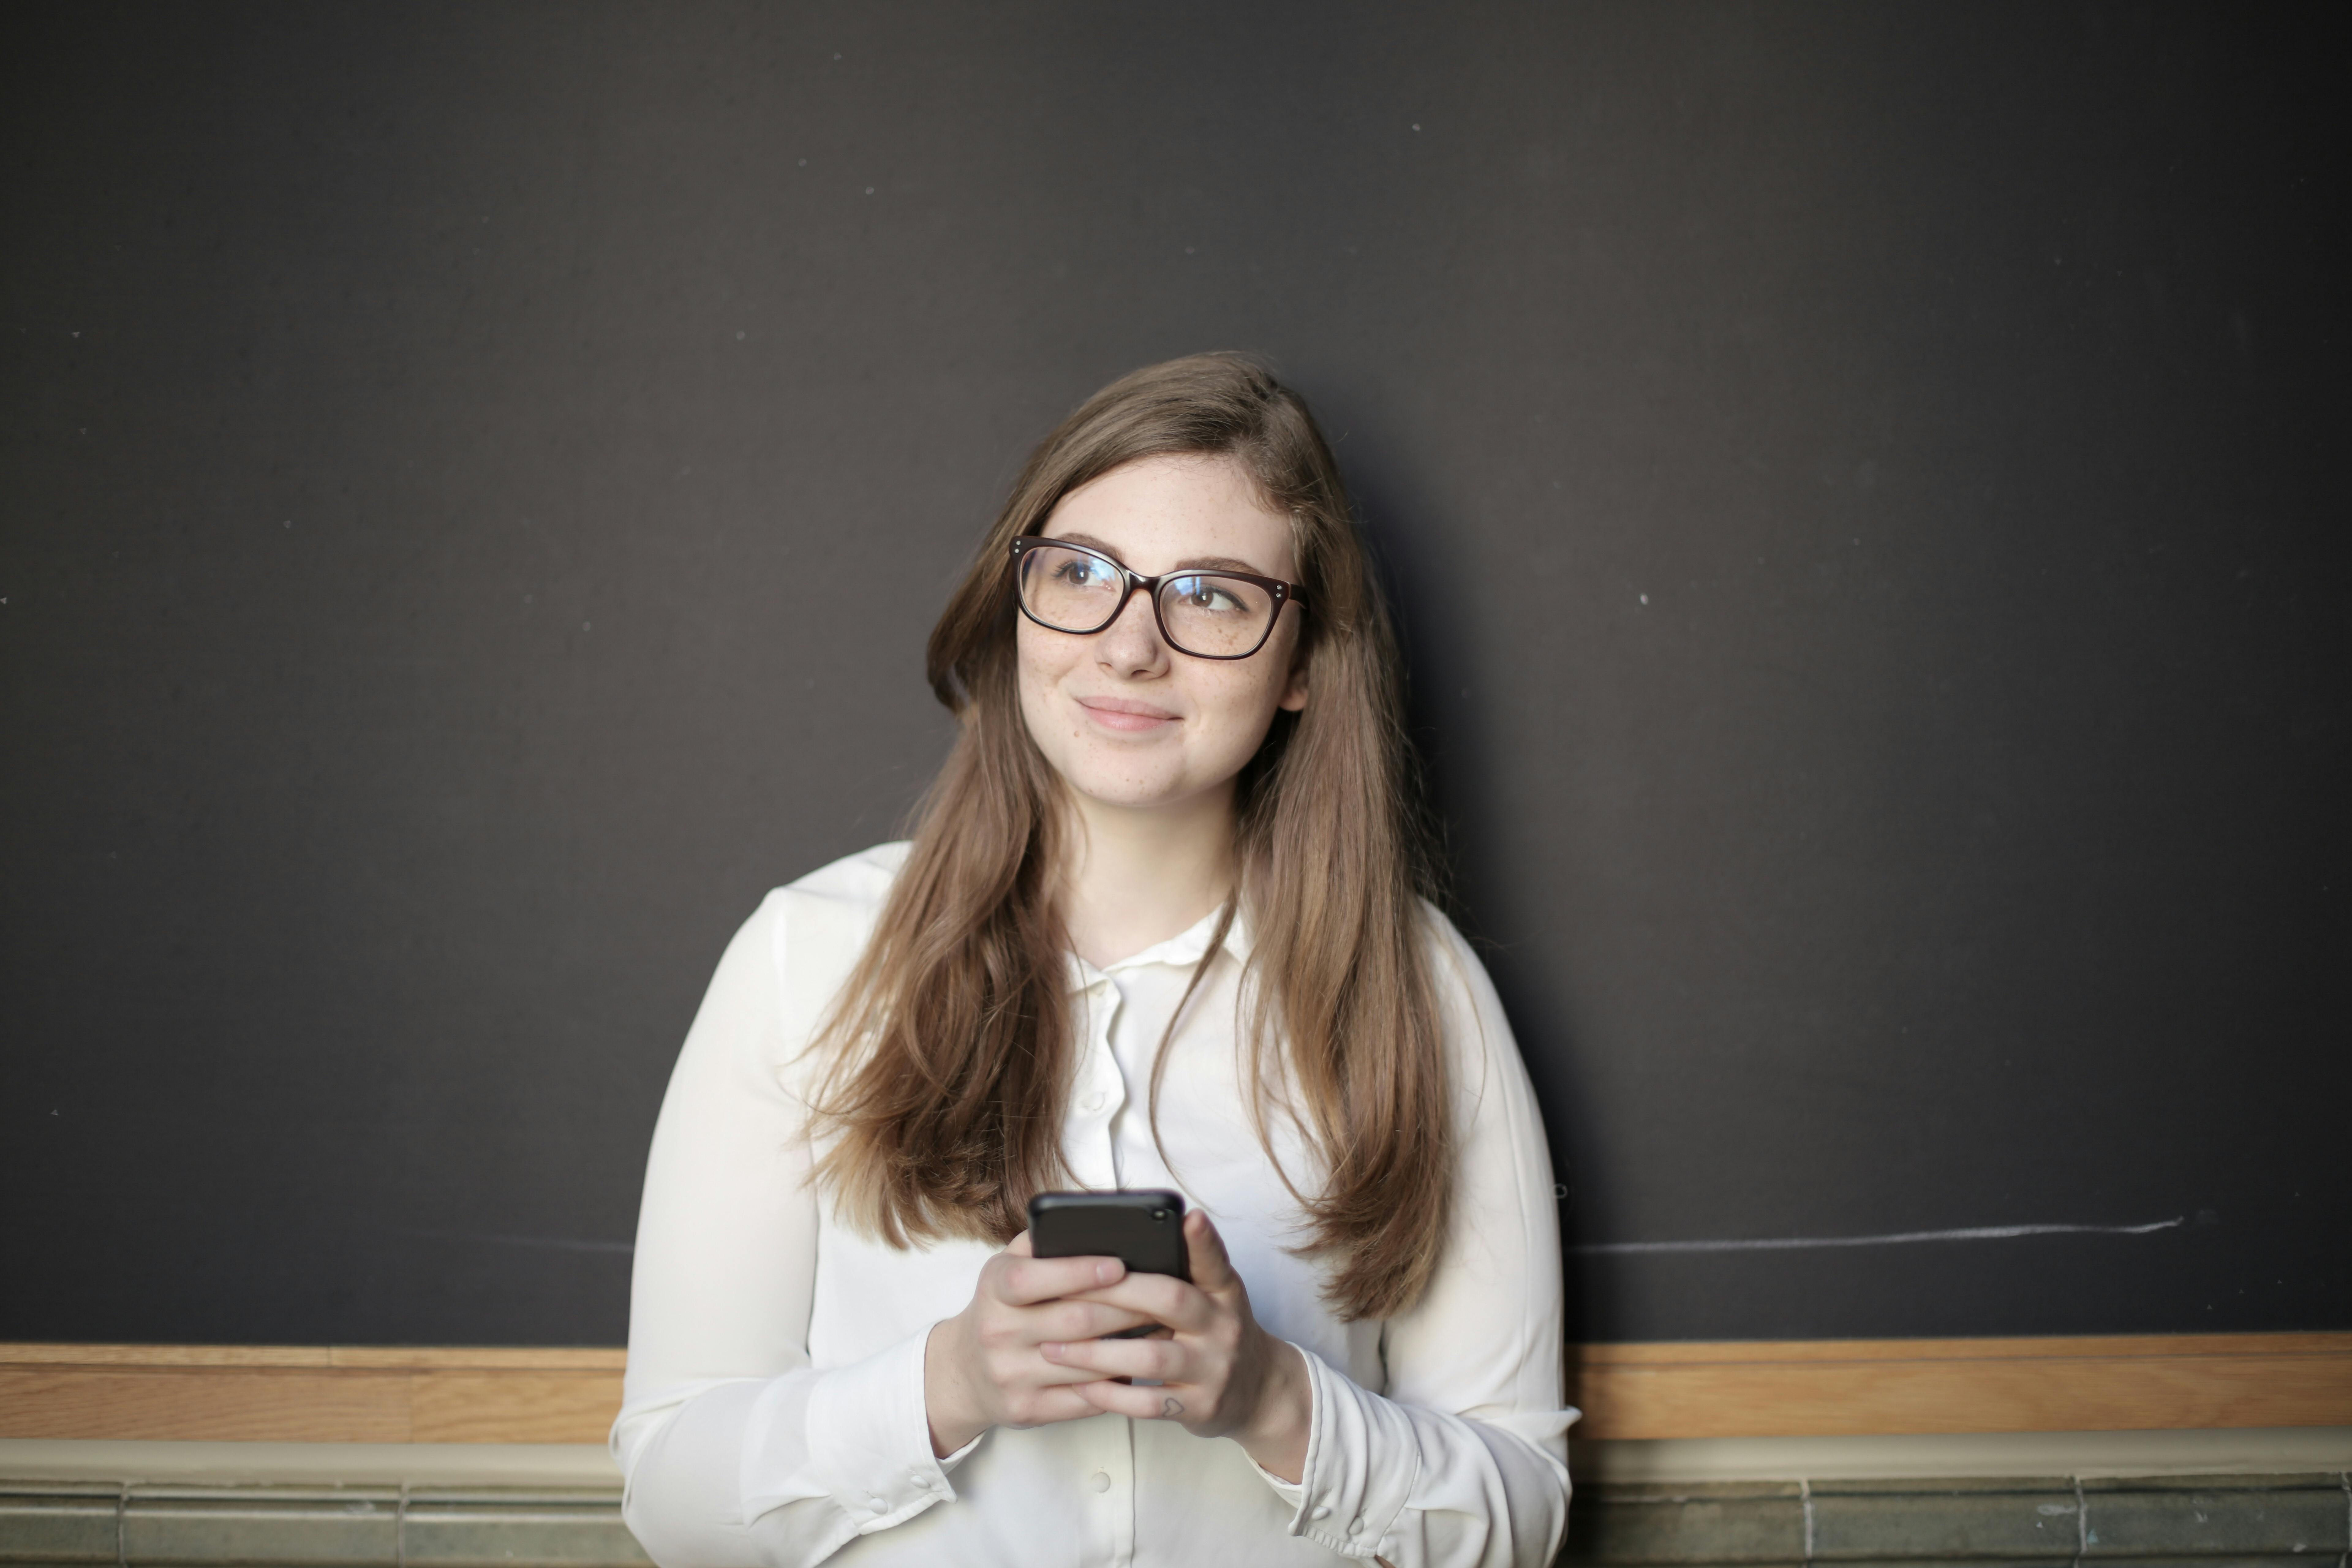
[1095,582,1170,678]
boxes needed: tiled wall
[1568,1473,2352,1565]
[5,1473,2349,1565]
[0,1487,648,1568]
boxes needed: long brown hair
[809,352,1449,1320]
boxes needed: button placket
[1063,978,1125,1189]
[1087,976,1130,1181]
[1087,980,1119,1106]
[1106,1415,1139,1565]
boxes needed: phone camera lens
[1151,1210,1168,1220]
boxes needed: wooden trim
[0,1344,624,1370]
[0,1345,624,1444]
[1570,1332,2352,1439]
[1,1335,2345,1444]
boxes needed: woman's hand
[923,1233,1159,1457]
[1039,1212,1312,1483]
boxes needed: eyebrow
[1047,531,1276,579]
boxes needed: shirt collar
[1069,900,1253,986]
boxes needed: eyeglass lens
[1018,543,1276,658]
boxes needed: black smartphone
[1027,1190,1189,1338]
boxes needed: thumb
[1184,1211,1239,1292]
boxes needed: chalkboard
[4,3,2342,1348]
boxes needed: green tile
[1810,1477,2077,1497]
[1584,1483,1808,1504]
[402,1492,646,1568]
[1810,1489,2081,1560]
[2079,1473,2347,1494]
[123,1488,398,1567]
[0,1491,119,1565]
[1562,1492,1807,1564]
[2084,1483,2350,1558]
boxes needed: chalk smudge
[1574,1216,2187,1255]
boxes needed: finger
[1001,1384,1111,1426]
[997,1253,1125,1306]
[1027,1298,1159,1344]
[1026,1353,1139,1389]
[1069,1378,1195,1424]
[1007,1231,1033,1257]
[1039,1335,1186,1382]
[1072,1272,1211,1332]
[1183,1211,1239,1293]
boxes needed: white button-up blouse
[613,843,1575,1568]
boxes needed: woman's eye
[1173,578,1240,612]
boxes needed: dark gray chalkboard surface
[4,3,2343,1347]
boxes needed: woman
[614,354,1573,1567]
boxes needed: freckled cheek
[1193,670,1283,730]
[1016,622,1072,673]
[1016,644,1076,714]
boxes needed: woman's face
[1016,452,1309,820]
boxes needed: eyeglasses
[1009,536,1305,660]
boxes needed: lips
[1075,695,1179,733]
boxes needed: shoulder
[1416,898,1499,1017]
[775,839,912,911]
[733,839,911,963]
[753,841,912,1053]
[1413,899,1528,1106]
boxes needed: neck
[1055,783,1237,970]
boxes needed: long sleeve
[1255,914,1577,1567]
[611,891,967,1568]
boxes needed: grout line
[2073,1475,2089,1566]
[1800,1476,1815,1565]
[115,1481,127,1568]
[397,1481,409,1568]
[2337,1468,2348,1568]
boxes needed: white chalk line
[420,1217,2190,1261]
[1574,1215,2186,1255]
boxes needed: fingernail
[1096,1260,1121,1284]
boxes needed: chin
[1068,773,1192,812]
[1048,750,1200,811]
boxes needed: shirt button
[1081,1091,1106,1112]
[1310,1505,1332,1520]
[1090,1470,1112,1493]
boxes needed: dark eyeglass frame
[1008,535,1306,661]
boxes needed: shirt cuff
[1277,1345,1419,1560]
[795,1324,968,1532]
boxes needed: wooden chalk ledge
[0,1333,2345,1444]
